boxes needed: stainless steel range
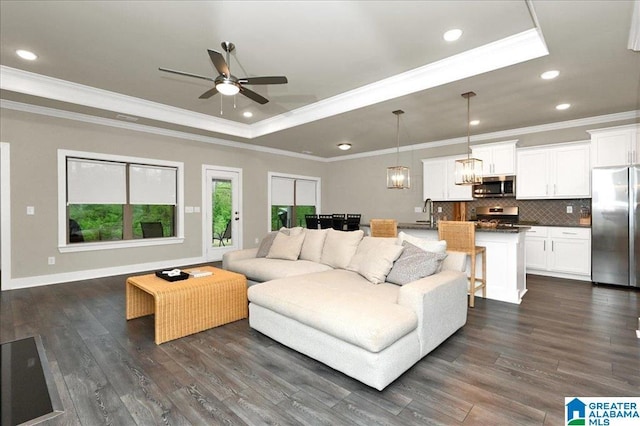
[475,206,519,228]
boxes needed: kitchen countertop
[396,222,530,233]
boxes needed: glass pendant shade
[454,157,483,185]
[386,166,411,189]
[387,109,410,189]
[454,91,483,185]
[216,81,240,96]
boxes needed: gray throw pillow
[386,241,448,285]
[256,231,278,258]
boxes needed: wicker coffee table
[126,266,247,344]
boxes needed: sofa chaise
[223,228,468,390]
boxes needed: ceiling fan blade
[158,67,215,82]
[239,86,269,104]
[207,49,230,77]
[199,87,219,99]
[238,76,288,85]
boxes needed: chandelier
[455,91,483,185]
[386,110,410,189]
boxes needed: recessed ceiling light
[556,103,571,110]
[443,29,463,42]
[16,49,37,61]
[541,70,560,80]
[243,111,253,118]
[337,143,352,151]
[469,120,480,126]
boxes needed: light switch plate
[185,206,194,213]
[194,206,201,213]
[566,205,573,214]
[26,206,35,215]
[414,207,422,213]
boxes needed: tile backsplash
[434,198,591,226]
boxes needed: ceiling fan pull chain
[220,95,223,115]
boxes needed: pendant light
[454,91,483,185]
[386,110,410,189]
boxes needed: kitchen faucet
[422,198,434,225]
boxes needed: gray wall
[1,109,326,280]
[1,106,636,284]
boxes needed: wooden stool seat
[438,221,487,308]
[369,219,398,237]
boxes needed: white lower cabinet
[525,226,591,281]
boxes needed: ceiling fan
[159,41,288,105]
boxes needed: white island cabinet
[395,226,527,305]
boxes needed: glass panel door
[205,168,241,261]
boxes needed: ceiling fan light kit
[454,91,483,185]
[159,41,287,105]
[386,109,410,189]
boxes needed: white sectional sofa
[223,228,468,390]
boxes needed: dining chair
[305,214,319,229]
[345,214,361,231]
[332,213,346,231]
[318,214,333,229]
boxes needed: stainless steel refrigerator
[591,166,639,287]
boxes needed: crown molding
[0,65,253,138]
[0,27,547,141]
[3,99,637,164]
[251,28,548,137]
[324,109,640,162]
[0,99,322,162]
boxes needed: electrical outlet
[48,256,55,265]
[254,238,260,244]
[437,207,443,213]
[566,205,573,214]
[27,206,35,215]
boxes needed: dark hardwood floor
[1,271,638,425]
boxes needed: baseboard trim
[1,256,207,290]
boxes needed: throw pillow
[386,241,448,285]
[320,229,364,269]
[266,231,306,261]
[257,227,304,258]
[256,231,278,258]
[281,226,304,236]
[347,237,404,284]
[397,231,447,253]
[300,228,328,263]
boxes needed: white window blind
[129,164,177,205]
[295,179,317,205]
[67,158,126,204]
[271,177,295,205]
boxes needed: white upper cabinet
[588,124,639,167]
[471,140,517,176]
[516,142,591,199]
[422,156,472,201]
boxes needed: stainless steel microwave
[472,176,516,198]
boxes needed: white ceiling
[1,0,639,158]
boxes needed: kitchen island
[363,222,529,304]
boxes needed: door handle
[551,241,554,251]
[543,240,546,251]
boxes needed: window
[59,150,183,251]
[269,173,320,230]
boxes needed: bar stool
[369,219,397,237]
[438,221,486,308]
